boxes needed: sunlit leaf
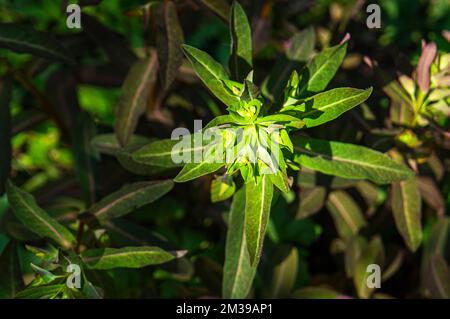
[281,87,372,128]
[174,162,224,183]
[210,175,236,203]
[229,1,252,82]
[182,44,239,105]
[223,187,256,298]
[245,174,273,265]
[297,42,347,98]
[81,246,179,269]
[293,136,415,184]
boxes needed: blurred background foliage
[0,0,449,298]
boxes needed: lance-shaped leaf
[344,235,367,278]
[132,133,208,167]
[391,178,422,252]
[297,42,347,98]
[174,162,224,183]
[229,1,252,82]
[6,181,76,249]
[115,52,158,146]
[262,27,315,101]
[293,136,414,184]
[417,42,437,93]
[182,44,239,105]
[14,284,67,299]
[426,254,450,298]
[353,236,384,299]
[421,218,449,297]
[223,187,256,298]
[156,1,185,89]
[245,174,273,265]
[0,79,12,196]
[196,0,230,22]
[81,246,180,269]
[417,177,445,217]
[326,190,367,239]
[89,180,174,221]
[0,23,73,63]
[0,241,23,298]
[297,187,326,219]
[281,87,372,128]
[270,246,299,298]
[211,175,236,203]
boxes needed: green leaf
[256,113,305,129]
[326,190,367,239]
[223,187,256,298]
[196,0,230,22]
[293,136,415,184]
[270,246,299,298]
[6,181,76,249]
[297,42,347,98]
[81,246,179,270]
[353,236,384,299]
[0,241,23,298]
[281,87,372,128]
[156,1,185,89]
[0,79,12,196]
[204,115,233,129]
[115,52,158,146]
[245,175,273,265]
[89,180,174,221]
[391,178,422,252]
[262,27,315,101]
[0,23,73,63]
[132,134,208,167]
[269,169,290,193]
[175,162,224,183]
[211,175,236,203]
[229,1,252,82]
[14,284,66,299]
[344,235,367,279]
[182,44,239,105]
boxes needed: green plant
[130,1,414,298]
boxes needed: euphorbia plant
[132,1,414,298]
